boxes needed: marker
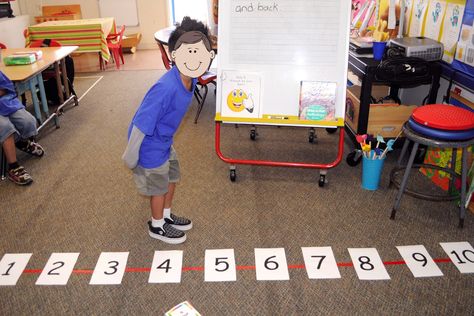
[267,116,289,120]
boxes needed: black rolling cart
[345,51,442,166]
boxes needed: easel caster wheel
[230,169,237,182]
[346,151,362,167]
[250,129,256,140]
[318,174,326,187]
[326,127,337,134]
[308,128,316,143]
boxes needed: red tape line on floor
[21,258,452,275]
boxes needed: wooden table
[0,46,79,131]
[26,18,115,62]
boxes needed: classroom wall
[17,0,170,49]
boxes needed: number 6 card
[255,248,289,281]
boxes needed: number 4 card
[148,250,183,283]
[301,247,341,279]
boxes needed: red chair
[0,43,6,49]
[157,40,172,70]
[103,25,125,70]
[29,39,62,48]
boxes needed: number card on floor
[301,247,341,279]
[396,245,443,278]
[90,252,129,285]
[440,242,474,274]
[36,252,80,285]
[148,250,183,284]
[205,249,236,282]
[255,248,290,281]
[348,248,390,280]
[0,253,32,286]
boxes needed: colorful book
[299,81,337,121]
[3,54,37,66]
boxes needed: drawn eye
[239,91,243,97]
[194,50,197,53]
[233,91,237,97]
[188,50,192,53]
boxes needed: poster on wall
[409,0,429,36]
[423,0,448,40]
[440,0,466,63]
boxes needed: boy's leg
[151,194,166,221]
[163,149,193,230]
[9,109,44,157]
[0,116,33,185]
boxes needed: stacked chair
[390,104,474,228]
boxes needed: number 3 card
[90,252,129,285]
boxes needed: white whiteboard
[98,0,139,27]
[216,0,351,127]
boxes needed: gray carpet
[0,70,473,315]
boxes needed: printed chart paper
[440,0,466,63]
[409,0,429,37]
[423,0,447,40]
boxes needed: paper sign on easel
[220,70,261,119]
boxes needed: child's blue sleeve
[132,83,171,136]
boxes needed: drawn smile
[184,62,202,71]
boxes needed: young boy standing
[123,17,215,244]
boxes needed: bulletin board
[215,0,352,127]
[98,0,139,27]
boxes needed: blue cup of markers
[372,41,387,61]
[362,151,385,190]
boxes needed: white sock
[151,217,165,228]
[163,208,171,219]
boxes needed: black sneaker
[165,214,193,231]
[148,221,186,244]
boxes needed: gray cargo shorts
[133,146,180,196]
[0,109,38,144]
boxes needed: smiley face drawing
[226,89,254,113]
[171,31,215,79]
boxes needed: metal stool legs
[1,146,7,180]
[391,141,419,220]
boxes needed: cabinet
[345,51,442,165]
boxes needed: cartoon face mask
[171,31,215,78]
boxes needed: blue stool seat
[408,118,474,141]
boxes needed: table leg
[28,78,43,125]
[54,61,65,107]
